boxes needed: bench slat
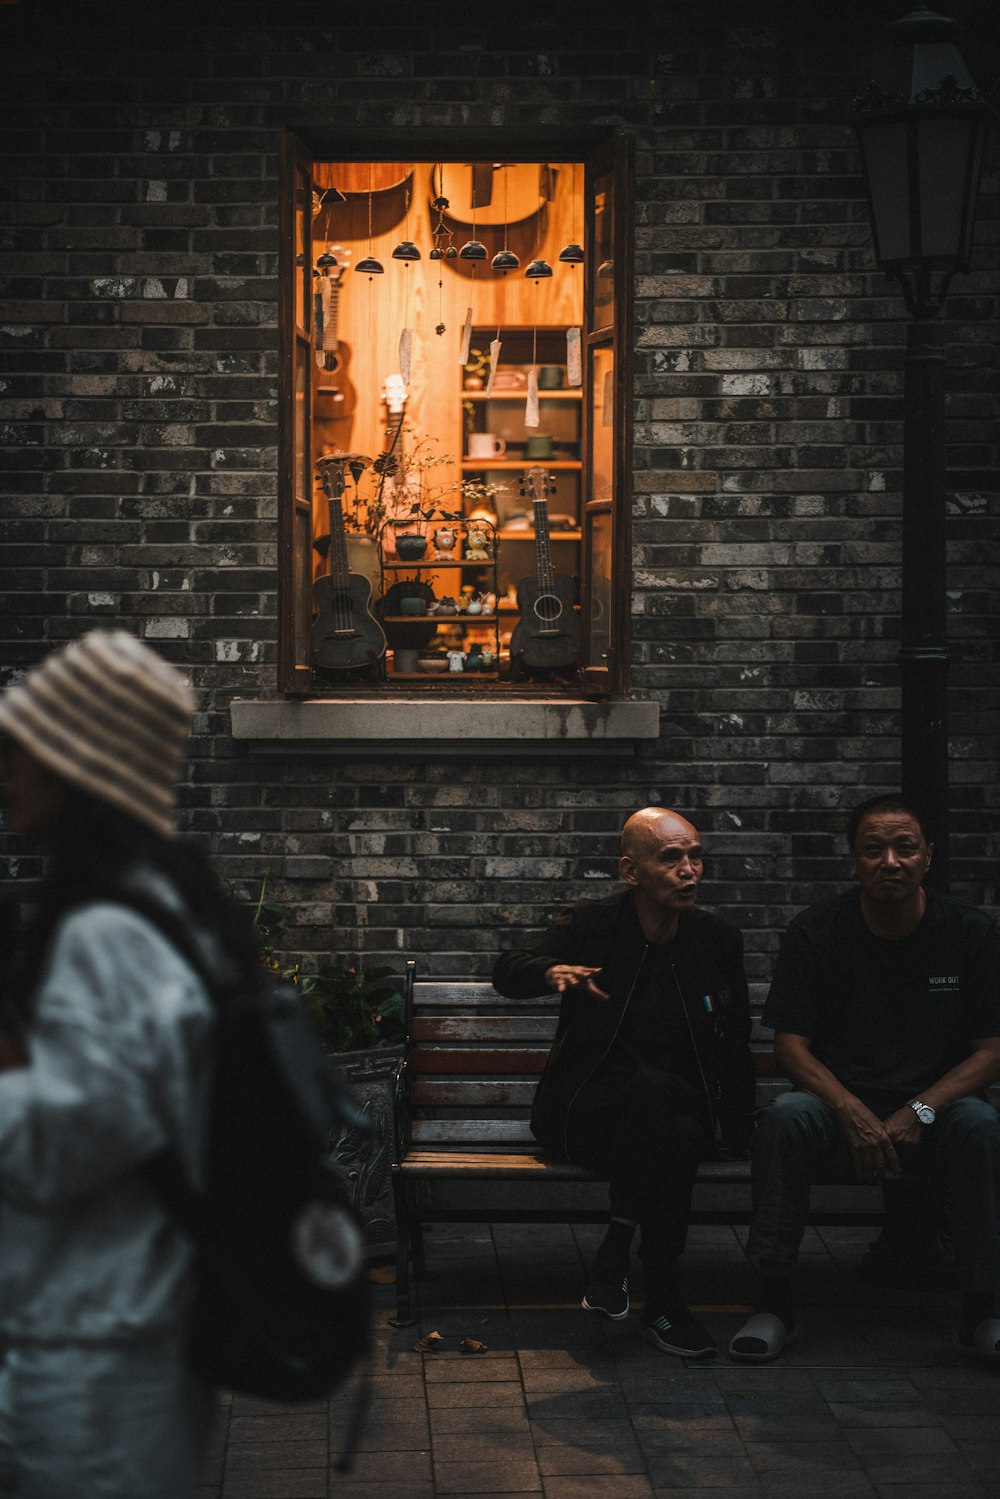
[413,1016,557,1042]
[410,1080,538,1106]
[410,1047,549,1075]
[411,1119,534,1143]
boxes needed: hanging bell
[391,240,421,261]
[458,239,488,261]
[317,185,346,206]
[429,246,444,261]
[558,242,584,264]
[316,250,340,269]
[491,248,520,272]
[525,258,553,279]
[445,245,458,259]
[356,256,385,275]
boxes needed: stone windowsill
[229,696,660,754]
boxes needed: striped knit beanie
[0,630,195,838]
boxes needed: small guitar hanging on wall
[509,465,581,674]
[311,454,386,673]
[314,245,356,417]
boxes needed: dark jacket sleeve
[492,905,583,998]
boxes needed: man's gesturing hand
[544,965,610,999]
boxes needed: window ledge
[229,696,660,755]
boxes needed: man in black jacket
[492,807,755,1359]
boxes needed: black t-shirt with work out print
[763,888,1000,1114]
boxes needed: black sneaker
[582,1271,629,1320]
[639,1304,716,1358]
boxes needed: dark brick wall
[2,0,998,981]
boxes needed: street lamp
[852,6,991,889]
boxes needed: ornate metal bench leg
[390,1170,416,1325]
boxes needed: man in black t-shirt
[731,795,1000,1365]
[493,808,755,1360]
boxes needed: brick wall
[2,0,998,982]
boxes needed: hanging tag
[399,327,412,387]
[484,337,502,397]
[459,308,473,366]
[525,366,540,428]
[602,368,614,427]
[566,326,582,387]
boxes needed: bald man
[493,808,754,1359]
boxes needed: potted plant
[251,878,406,1259]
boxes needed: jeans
[565,1065,710,1264]
[747,1091,1000,1291]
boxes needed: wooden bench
[388,961,879,1325]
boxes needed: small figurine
[464,642,485,672]
[446,648,466,673]
[482,591,497,616]
[435,595,458,615]
[433,525,457,561]
[466,593,483,616]
[464,523,493,562]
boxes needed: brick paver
[202,1223,1000,1498]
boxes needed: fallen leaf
[459,1337,488,1354]
[413,1331,445,1353]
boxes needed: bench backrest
[400,962,777,1152]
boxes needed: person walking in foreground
[493,807,755,1359]
[731,794,1000,1365]
[0,630,262,1497]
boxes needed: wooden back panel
[402,973,777,1150]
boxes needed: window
[278,136,632,698]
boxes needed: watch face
[913,1102,935,1125]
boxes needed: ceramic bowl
[417,656,448,674]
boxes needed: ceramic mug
[525,434,553,459]
[399,596,427,615]
[468,432,507,460]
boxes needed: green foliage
[300,965,405,1053]
[249,874,404,1053]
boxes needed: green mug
[525,434,554,459]
[538,365,564,389]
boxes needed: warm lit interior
[304,160,586,678]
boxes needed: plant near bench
[249,874,405,1052]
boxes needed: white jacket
[0,901,213,1343]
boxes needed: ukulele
[311,456,386,671]
[509,466,581,671]
[314,245,356,416]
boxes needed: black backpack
[137,903,373,1408]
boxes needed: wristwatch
[907,1098,936,1125]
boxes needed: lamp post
[852,6,991,889]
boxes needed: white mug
[467,432,506,460]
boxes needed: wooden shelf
[382,560,492,570]
[461,459,580,471]
[382,614,496,624]
[497,528,581,541]
[390,671,500,681]
[462,389,581,401]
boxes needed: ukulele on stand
[311,455,386,672]
[509,466,581,672]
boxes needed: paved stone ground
[200,1221,1000,1498]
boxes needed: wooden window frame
[277,132,633,699]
